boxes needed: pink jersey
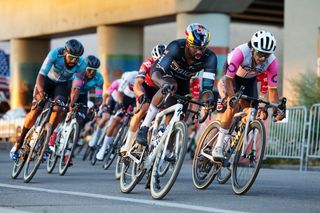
[106,79,121,101]
[225,43,279,88]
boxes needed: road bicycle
[192,86,286,194]
[11,98,65,183]
[120,93,213,199]
[47,103,86,175]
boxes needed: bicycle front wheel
[24,123,51,183]
[12,126,35,179]
[150,121,187,200]
[232,119,266,195]
[59,122,79,176]
[192,121,220,189]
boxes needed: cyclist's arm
[225,48,244,97]
[70,87,80,109]
[266,58,279,104]
[153,42,176,87]
[202,52,218,92]
[134,77,145,98]
[70,73,84,107]
[37,49,57,93]
[94,80,104,107]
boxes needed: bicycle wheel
[82,145,93,161]
[11,126,35,179]
[46,131,61,174]
[59,122,79,176]
[150,121,187,200]
[232,119,266,195]
[192,121,220,189]
[103,126,127,170]
[114,155,122,180]
[120,142,146,193]
[24,123,51,183]
[217,167,231,184]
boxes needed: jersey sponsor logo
[271,74,277,83]
[242,65,264,74]
[170,60,194,79]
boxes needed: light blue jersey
[39,47,86,82]
[72,71,104,98]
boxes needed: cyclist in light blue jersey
[10,39,86,160]
[48,55,104,163]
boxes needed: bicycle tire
[46,130,61,174]
[217,167,231,184]
[231,119,266,195]
[59,122,79,176]
[23,123,51,183]
[192,121,220,189]
[11,126,35,179]
[150,121,187,200]
[114,155,122,180]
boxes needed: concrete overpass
[0,0,319,108]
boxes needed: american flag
[0,50,10,99]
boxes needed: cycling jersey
[225,43,279,88]
[137,57,155,87]
[39,47,86,82]
[118,71,138,98]
[72,71,104,98]
[190,77,201,99]
[106,79,122,101]
[256,72,268,94]
[154,39,217,91]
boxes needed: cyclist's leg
[96,95,135,160]
[10,79,54,159]
[136,70,177,145]
[89,97,115,147]
[48,81,71,129]
[121,83,157,154]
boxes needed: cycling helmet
[65,39,84,56]
[151,44,166,60]
[251,30,276,54]
[86,55,100,69]
[185,23,211,47]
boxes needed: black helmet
[65,39,84,56]
[86,55,100,69]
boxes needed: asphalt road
[0,148,319,213]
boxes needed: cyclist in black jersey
[136,23,218,146]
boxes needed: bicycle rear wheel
[150,121,187,200]
[120,142,146,193]
[24,123,51,183]
[232,119,266,195]
[11,127,35,179]
[192,121,220,189]
[46,131,61,174]
[59,122,79,176]
[115,155,122,180]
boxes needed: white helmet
[251,30,276,54]
[87,100,94,109]
[151,44,166,60]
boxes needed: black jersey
[153,39,217,91]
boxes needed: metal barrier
[266,106,308,171]
[306,104,320,170]
[0,118,24,143]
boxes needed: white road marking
[0,183,248,213]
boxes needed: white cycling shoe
[96,144,109,161]
[212,146,224,159]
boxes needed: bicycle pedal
[164,155,176,163]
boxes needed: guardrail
[305,104,320,170]
[0,117,24,143]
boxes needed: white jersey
[118,71,138,98]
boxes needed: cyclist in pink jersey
[88,79,121,148]
[212,30,285,158]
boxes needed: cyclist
[95,71,138,160]
[136,23,218,146]
[120,44,166,155]
[48,55,104,153]
[88,78,121,148]
[10,39,86,160]
[212,30,285,159]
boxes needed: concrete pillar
[10,39,49,109]
[97,25,143,89]
[176,13,230,80]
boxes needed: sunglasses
[254,49,271,58]
[66,53,79,61]
[188,43,207,51]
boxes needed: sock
[215,128,229,148]
[89,127,102,147]
[123,130,137,150]
[141,104,159,127]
